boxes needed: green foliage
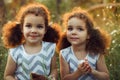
[106,29,120,80]
[89,5,120,80]
[35,0,74,22]
[0,45,8,79]
[56,53,60,80]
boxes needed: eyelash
[25,24,44,29]
[67,27,73,31]
[37,25,44,29]
[78,28,84,31]
[67,27,84,31]
[25,24,31,28]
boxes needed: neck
[23,42,42,54]
[24,41,42,47]
[72,44,86,52]
[72,44,88,60]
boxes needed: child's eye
[67,26,73,31]
[25,24,31,28]
[78,28,84,31]
[67,27,73,31]
[37,25,44,29]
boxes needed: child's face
[23,14,46,44]
[66,17,89,46]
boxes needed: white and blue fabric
[9,41,56,80]
[60,46,100,80]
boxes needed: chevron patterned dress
[9,41,56,80]
[60,46,99,80]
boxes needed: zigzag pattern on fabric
[9,41,56,80]
[60,46,99,80]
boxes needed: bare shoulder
[7,54,16,64]
[4,54,17,77]
[97,54,109,73]
[97,54,105,63]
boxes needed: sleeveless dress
[9,41,56,80]
[60,46,99,80]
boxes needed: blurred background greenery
[0,0,120,80]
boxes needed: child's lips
[30,35,38,37]
[71,37,78,39]
[29,34,38,37]
[70,37,79,40]
[29,35,38,39]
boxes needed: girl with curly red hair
[3,3,60,80]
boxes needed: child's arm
[91,54,110,80]
[50,54,58,80]
[4,54,17,80]
[59,53,91,80]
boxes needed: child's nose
[71,29,77,35]
[31,27,37,32]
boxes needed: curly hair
[57,7,111,54]
[2,21,23,48]
[15,3,50,28]
[2,3,61,48]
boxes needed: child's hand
[78,59,91,75]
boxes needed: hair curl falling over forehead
[15,3,50,28]
[62,7,94,32]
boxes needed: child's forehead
[22,8,48,20]
[24,14,44,20]
[23,14,45,25]
[25,13,43,17]
[23,12,45,21]
[68,17,86,24]
[67,17,86,28]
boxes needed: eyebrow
[76,25,84,28]
[25,22,44,25]
[37,24,44,25]
[67,25,84,28]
